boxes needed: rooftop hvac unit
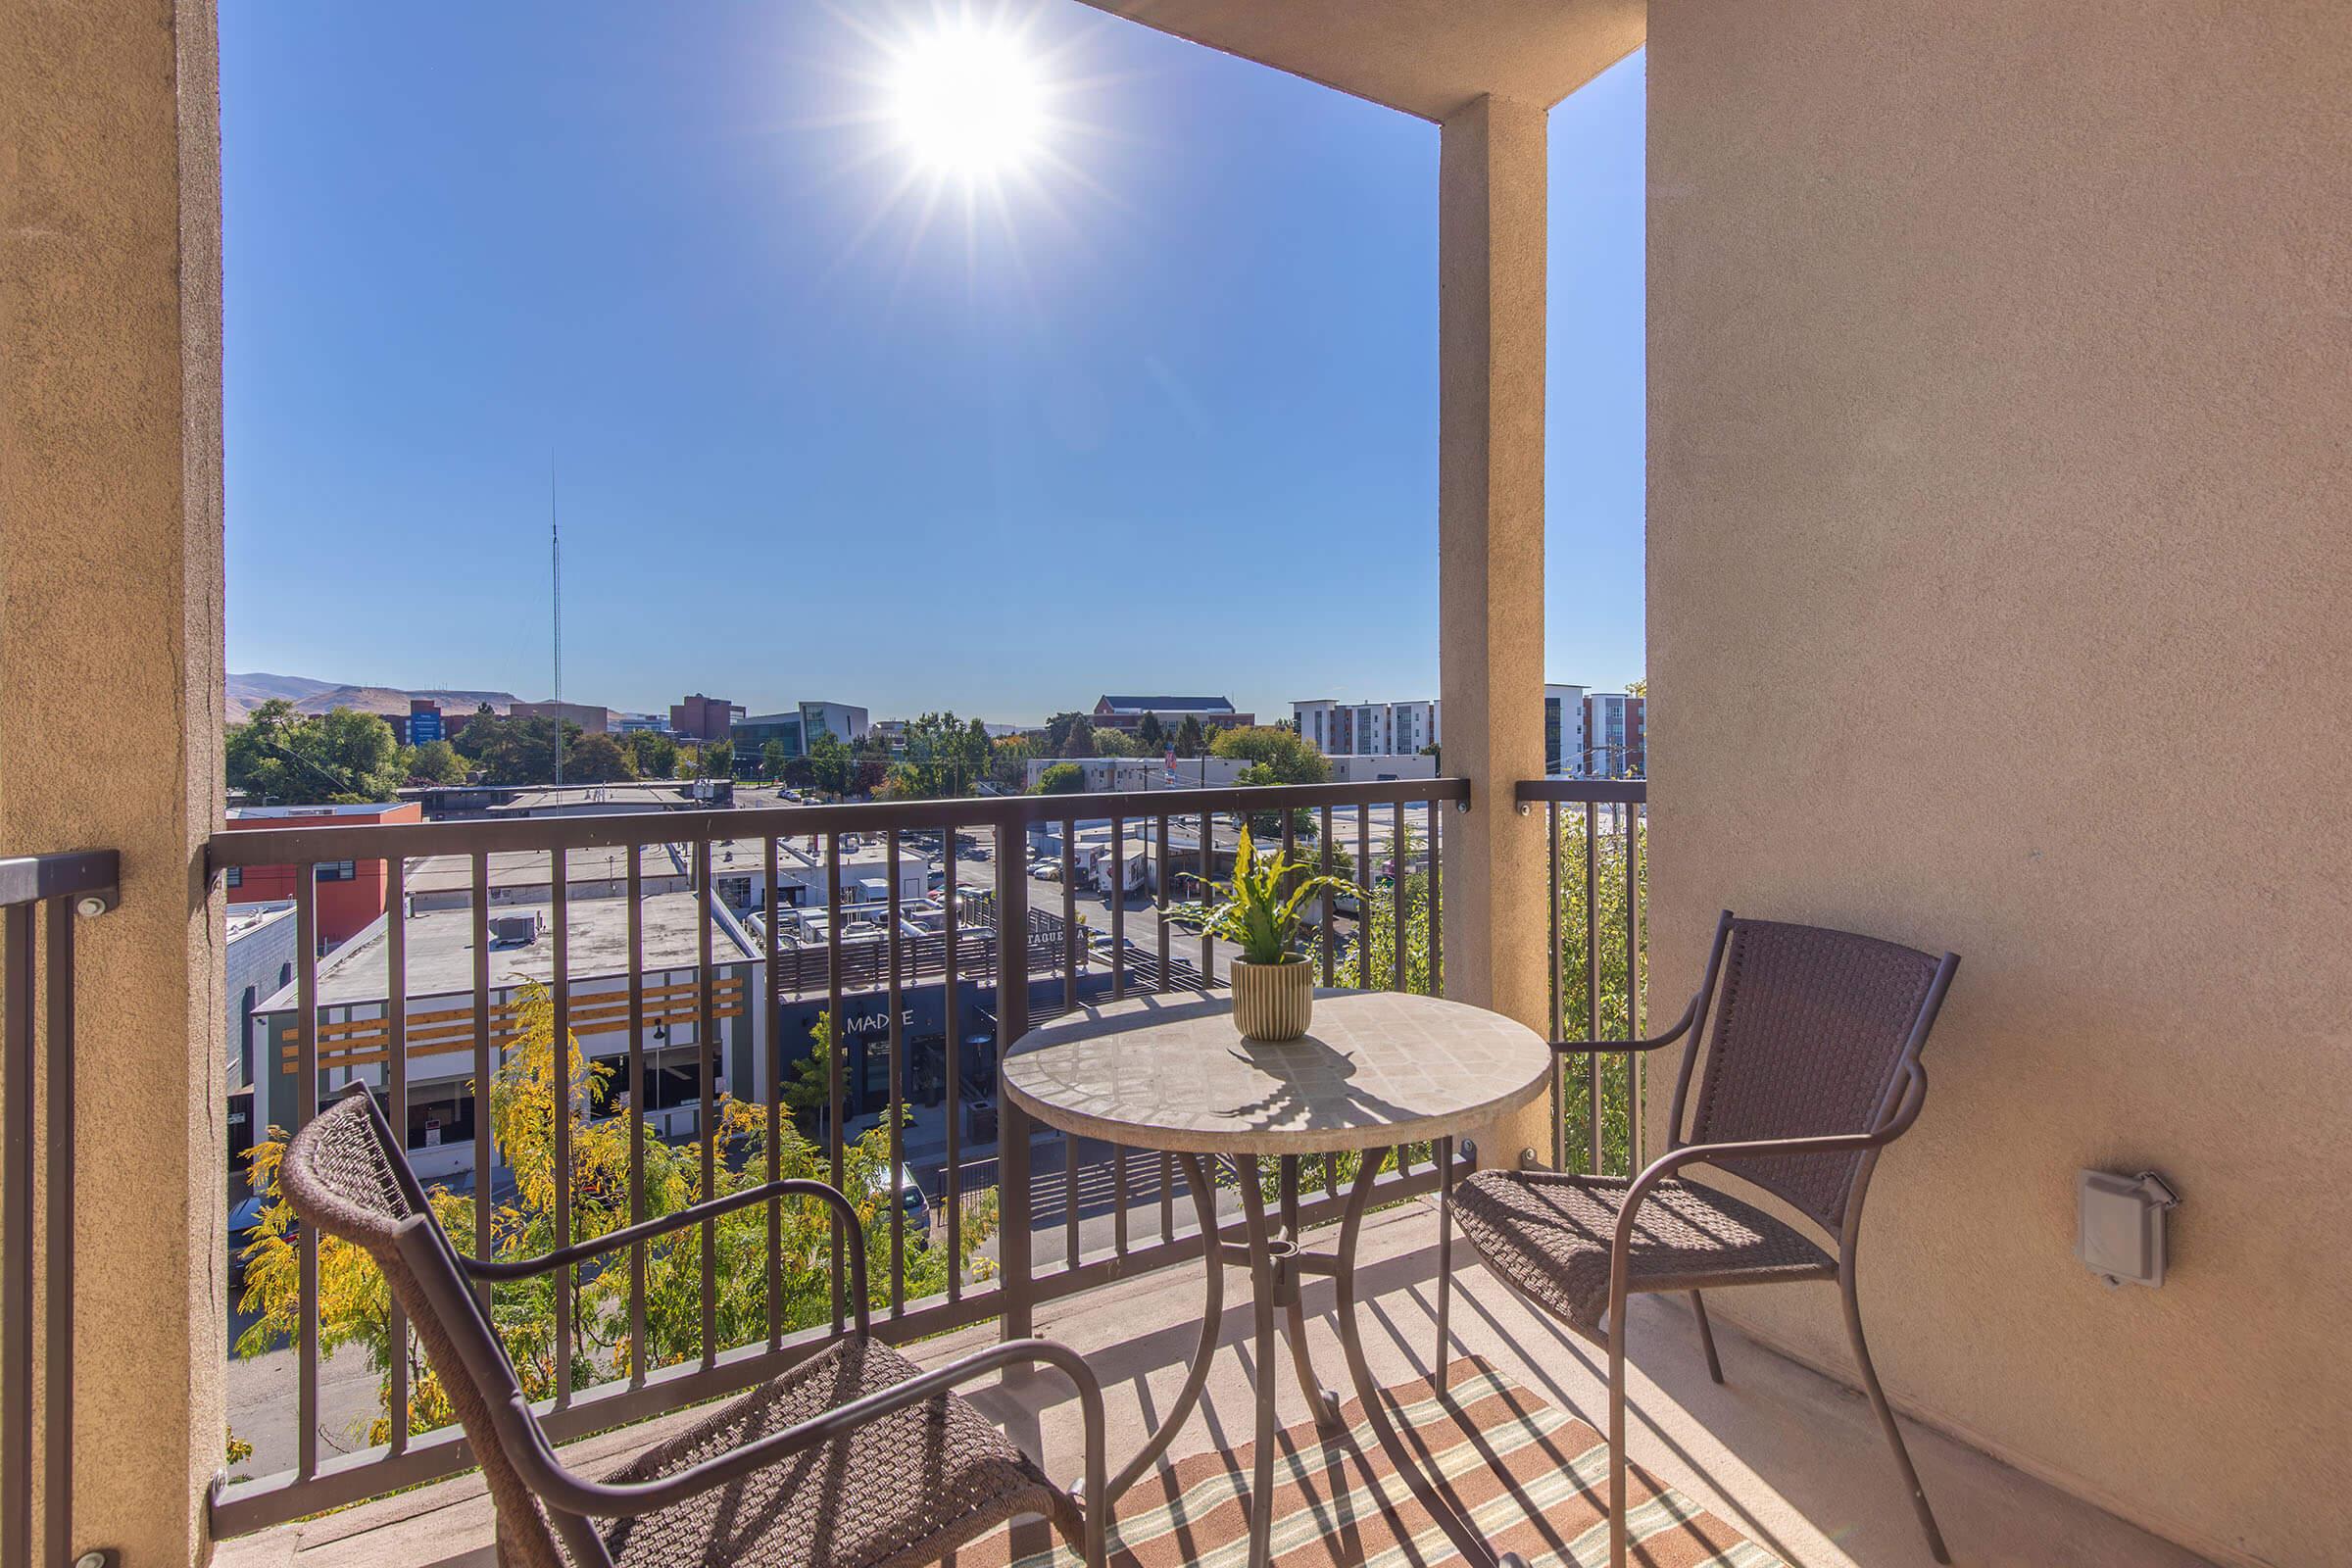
[491,912,541,947]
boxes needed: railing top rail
[204,778,1472,867]
[1513,778,1646,805]
[0,848,121,907]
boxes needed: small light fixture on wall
[2078,1169,2181,1288]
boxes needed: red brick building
[669,692,742,742]
[220,801,422,949]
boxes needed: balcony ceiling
[1077,0,1645,122]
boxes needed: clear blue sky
[221,3,1644,726]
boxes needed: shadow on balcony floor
[215,1200,2212,1568]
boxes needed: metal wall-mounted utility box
[2077,1169,2179,1288]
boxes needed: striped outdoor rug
[950,1356,1778,1567]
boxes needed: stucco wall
[1646,6,2350,1565]
[1,0,224,1559]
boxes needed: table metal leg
[1106,1152,1226,1502]
[1237,1173,1283,1568]
[1333,1146,1516,1568]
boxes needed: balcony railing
[0,777,1646,1547]
[199,777,1505,1533]
[1,850,119,1568]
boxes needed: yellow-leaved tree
[237,982,993,1450]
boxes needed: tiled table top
[1002,989,1551,1154]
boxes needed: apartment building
[1089,695,1253,734]
[1293,697,1439,756]
[1583,690,1646,776]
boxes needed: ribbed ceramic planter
[1231,956,1314,1042]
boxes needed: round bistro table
[1002,988,1551,1568]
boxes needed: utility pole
[552,467,563,790]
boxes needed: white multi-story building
[1294,698,1441,757]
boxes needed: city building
[614,712,668,734]
[1293,698,1440,756]
[1324,753,1438,784]
[391,698,444,747]
[797,700,870,745]
[1089,695,1254,734]
[251,890,760,1180]
[220,801,424,948]
[1582,691,1646,776]
[734,701,872,760]
[508,699,608,734]
[1544,683,1589,774]
[222,900,298,1186]
[1025,755,1250,793]
[669,692,743,742]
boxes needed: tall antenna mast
[552,466,564,789]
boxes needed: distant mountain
[227,671,524,725]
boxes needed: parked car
[866,1163,931,1232]
[1029,860,1060,881]
[227,1192,279,1284]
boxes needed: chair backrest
[1675,914,1955,1235]
[278,1089,571,1568]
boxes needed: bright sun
[891,24,1046,175]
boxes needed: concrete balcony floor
[217,1200,2210,1568]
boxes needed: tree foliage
[1172,715,1205,759]
[620,729,678,781]
[1090,727,1137,758]
[1135,713,1166,752]
[987,736,1037,792]
[1034,761,1086,796]
[565,732,636,784]
[806,728,853,795]
[1210,725,1330,783]
[226,701,406,804]
[883,711,994,799]
[234,984,992,1449]
[403,739,469,787]
[452,712,575,787]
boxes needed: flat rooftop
[404,844,681,894]
[255,889,754,1011]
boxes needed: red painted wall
[221,802,421,947]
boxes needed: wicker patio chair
[279,1087,1107,1568]
[1438,910,1960,1568]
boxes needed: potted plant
[1172,825,1362,1042]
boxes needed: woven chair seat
[1451,1168,1835,1344]
[601,1334,1076,1568]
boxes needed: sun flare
[890,23,1046,175]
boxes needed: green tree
[1135,712,1166,752]
[1034,761,1086,796]
[701,739,735,778]
[452,712,575,787]
[1173,714,1205,759]
[1055,716,1097,760]
[401,739,469,786]
[783,1011,835,1131]
[235,984,994,1446]
[1211,725,1329,784]
[1042,712,1092,757]
[620,729,678,781]
[760,739,789,780]
[565,731,636,784]
[988,736,1036,792]
[226,701,407,803]
[806,728,852,795]
[1091,727,1136,758]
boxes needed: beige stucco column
[1436,95,1553,1168]
[1,0,225,1562]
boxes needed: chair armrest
[499,1337,1108,1521]
[1601,1063,1929,1322]
[462,1177,869,1332]
[1552,990,1700,1056]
